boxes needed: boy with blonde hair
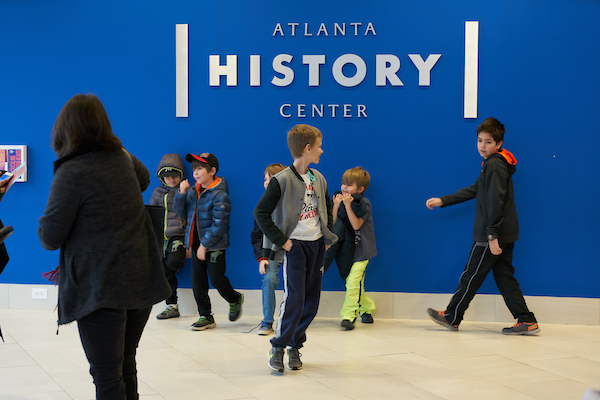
[254,124,338,372]
[251,163,287,335]
[330,167,378,330]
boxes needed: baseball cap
[186,153,219,173]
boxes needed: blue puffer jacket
[173,176,231,250]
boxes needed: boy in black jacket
[425,117,539,335]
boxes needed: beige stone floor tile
[526,357,600,387]
[466,337,574,362]
[0,365,63,398]
[415,376,537,400]
[438,354,562,385]
[0,343,37,368]
[310,374,447,400]
[356,352,471,384]
[506,378,593,400]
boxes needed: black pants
[271,237,325,349]
[163,237,186,305]
[77,307,151,400]
[191,244,240,316]
[445,242,536,326]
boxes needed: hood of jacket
[157,154,185,185]
[496,149,517,176]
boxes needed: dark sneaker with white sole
[502,322,540,335]
[268,346,284,373]
[191,315,216,331]
[287,347,303,370]
[427,308,458,331]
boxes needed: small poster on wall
[0,145,27,183]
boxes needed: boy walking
[426,117,540,335]
[174,153,244,330]
[329,167,377,330]
[251,163,287,335]
[254,124,338,372]
[149,154,187,319]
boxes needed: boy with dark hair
[174,152,244,330]
[254,124,338,372]
[328,167,377,330]
[425,117,540,335]
[149,153,187,319]
[251,163,287,335]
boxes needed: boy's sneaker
[229,293,244,321]
[156,305,180,320]
[286,347,303,370]
[361,313,374,323]
[191,315,216,331]
[427,308,458,331]
[341,319,355,330]
[268,346,284,373]
[502,321,540,335]
[257,322,273,336]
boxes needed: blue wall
[1,1,599,298]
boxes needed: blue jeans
[262,260,281,324]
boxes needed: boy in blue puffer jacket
[174,153,243,330]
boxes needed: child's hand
[179,179,190,194]
[341,193,353,207]
[489,238,503,255]
[333,193,343,207]
[196,244,207,261]
[426,197,442,209]
[282,239,293,251]
[259,259,269,275]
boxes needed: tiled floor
[1,309,599,400]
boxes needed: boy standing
[331,167,377,330]
[149,154,187,319]
[174,153,243,330]
[251,163,287,336]
[254,124,338,373]
[426,117,540,335]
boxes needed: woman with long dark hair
[38,94,170,399]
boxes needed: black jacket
[324,192,368,279]
[38,149,171,325]
[440,149,519,243]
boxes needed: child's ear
[358,186,365,194]
[210,167,217,176]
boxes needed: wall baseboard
[2,283,598,325]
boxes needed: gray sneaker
[257,322,273,336]
[268,346,284,373]
[191,315,216,331]
[286,347,303,370]
[156,305,180,320]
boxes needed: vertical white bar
[250,55,260,86]
[464,21,479,119]
[176,24,189,118]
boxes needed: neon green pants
[340,260,376,320]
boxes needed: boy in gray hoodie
[149,153,187,319]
